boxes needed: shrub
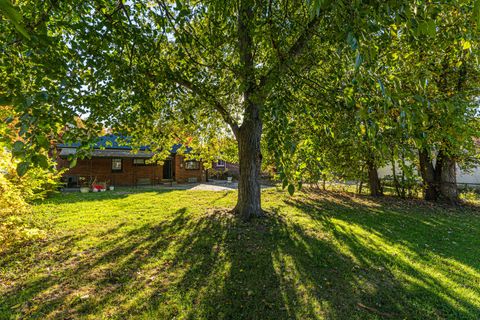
[0,171,29,217]
[0,145,62,247]
[460,189,480,205]
[1,146,64,206]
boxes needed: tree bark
[419,149,438,201]
[233,0,263,220]
[233,106,263,220]
[391,158,401,198]
[367,159,383,196]
[439,156,458,204]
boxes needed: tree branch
[257,11,325,102]
[164,66,239,136]
[237,0,257,97]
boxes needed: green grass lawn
[1,189,480,319]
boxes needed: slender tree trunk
[391,158,401,197]
[400,169,406,198]
[366,159,383,196]
[439,156,458,203]
[419,149,438,201]
[358,167,365,195]
[233,105,263,220]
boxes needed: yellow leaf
[462,40,471,50]
[360,124,366,135]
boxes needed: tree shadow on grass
[287,191,480,268]
[38,189,234,211]
[0,207,190,318]
[285,191,480,319]
[39,188,180,205]
[1,193,479,319]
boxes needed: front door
[163,159,172,179]
[67,176,78,188]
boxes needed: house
[378,163,480,189]
[56,135,206,187]
[208,159,240,180]
[377,139,480,189]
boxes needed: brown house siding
[174,155,205,183]
[58,154,206,186]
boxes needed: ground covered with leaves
[1,189,479,319]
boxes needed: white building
[378,163,480,187]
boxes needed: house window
[185,160,200,170]
[217,160,226,167]
[133,158,146,166]
[112,158,122,172]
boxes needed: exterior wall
[209,161,240,180]
[58,154,207,186]
[456,166,480,185]
[58,157,164,186]
[378,162,480,186]
[377,164,399,179]
[174,155,206,183]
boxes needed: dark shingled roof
[58,134,191,154]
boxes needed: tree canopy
[1,0,479,215]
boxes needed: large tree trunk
[366,158,383,197]
[439,156,458,204]
[232,0,263,220]
[233,105,263,220]
[419,149,438,201]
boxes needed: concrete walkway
[153,181,275,191]
[166,181,239,191]
[62,180,275,192]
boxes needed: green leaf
[308,0,325,17]
[12,140,24,153]
[347,32,358,50]
[418,21,436,37]
[355,53,362,71]
[378,79,386,96]
[0,0,30,40]
[175,0,183,10]
[69,158,77,168]
[282,178,288,189]
[16,161,30,176]
[287,184,295,196]
[426,21,436,37]
[33,154,49,169]
[36,135,49,149]
[474,0,480,30]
